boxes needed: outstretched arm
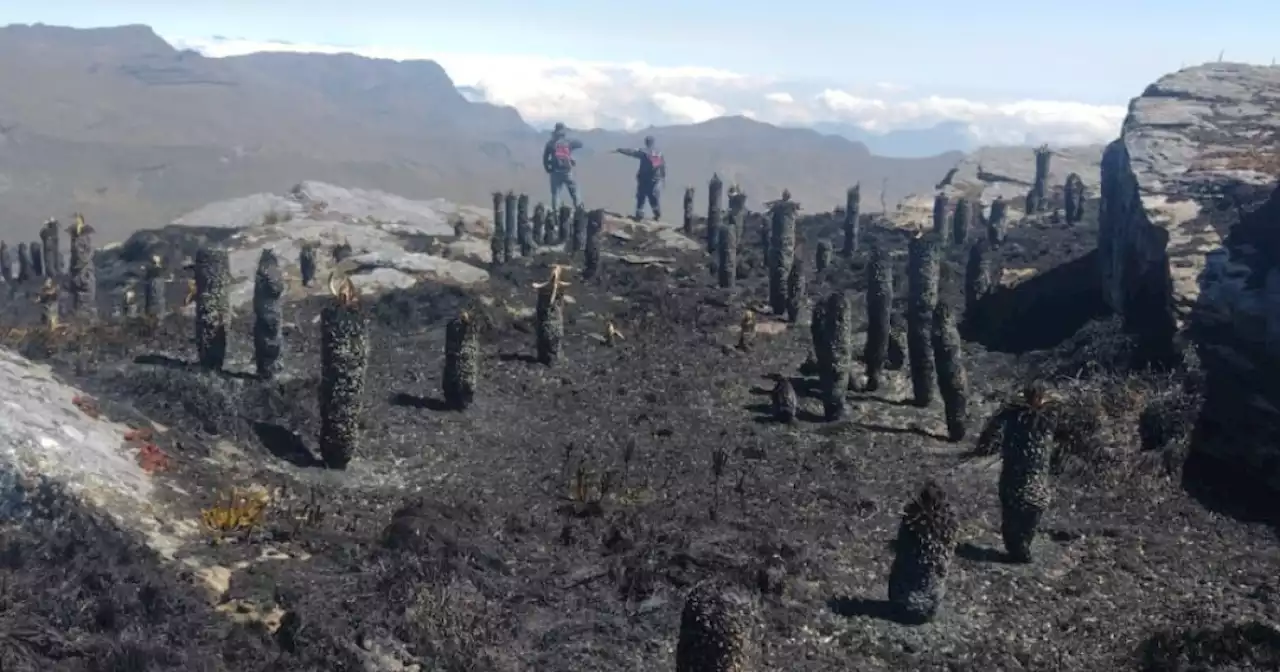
[569,139,584,150]
[614,148,643,159]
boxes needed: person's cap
[553,122,567,132]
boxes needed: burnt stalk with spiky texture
[557,204,572,244]
[144,256,166,318]
[16,243,32,282]
[785,258,806,323]
[194,247,231,370]
[0,241,11,282]
[319,275,369,469]
[728,188,748,241]
[997,384,1055,563]
[772,377,798,423]
[952,197,971,246]
[517,194,531,257]
[584,209,603,280]
[253,249,285,380]
[842,184,861,256]
[682,186,696,236]
[932,302,968,442]
[716,223,737,289]
[443,310,479,410]
[906,232,940,407]
[503,191,516,263]
[887,479,959,624]
[820,291,853,421]
[864,244,893,392]
[299,243,317,287]
[1063,172,1086,224]
[675,581,760,672]
[68,215,95,319]
[1025,145,1052,214]
[768,200,797,315]
[932,193,951,246]
[30,242,43,277]
[38,279,59,330]
[491,191,505,245]
[964,240,1002,320]
[570,205,587,256]
[987,197,1008,245]
[532,203,546,246]
[41,219,61,276]
[534,265,569,365]
[706,174,724,253]
[815,241,831,273]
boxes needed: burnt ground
[1,206,1279,671]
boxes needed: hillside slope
[0,23,961,243]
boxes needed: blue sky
[3,0,1273,102]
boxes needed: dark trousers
[635,181,662,219]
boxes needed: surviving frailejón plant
[194,246,231,370]
[932,302,968,442]
[887,479,959,624]
[253,249,285,380]
[443,309,479,410]
[534,265,570,365]
[319,273,369,469]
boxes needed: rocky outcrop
[1098,62,1280,491]
[888,144,1104,230]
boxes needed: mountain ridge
[0,22,962,242]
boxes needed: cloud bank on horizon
[176,35,1127,150]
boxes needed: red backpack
[552,140,574,169]
[645,151,664,171]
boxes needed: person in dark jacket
[613,135,666,220]
[543,122,583,211]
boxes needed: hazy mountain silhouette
[809,121,977,157]
[0,23,963,242]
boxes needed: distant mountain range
[0,23,964,242]
[807,121,977,158]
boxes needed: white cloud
[172,35,1128,149]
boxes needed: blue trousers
[635,181,662,219]
[550,172,580,212]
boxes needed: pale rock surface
[1097,62,1280,493]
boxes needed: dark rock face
[1098,63,1280,493]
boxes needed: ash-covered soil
[1,206,1278,671]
